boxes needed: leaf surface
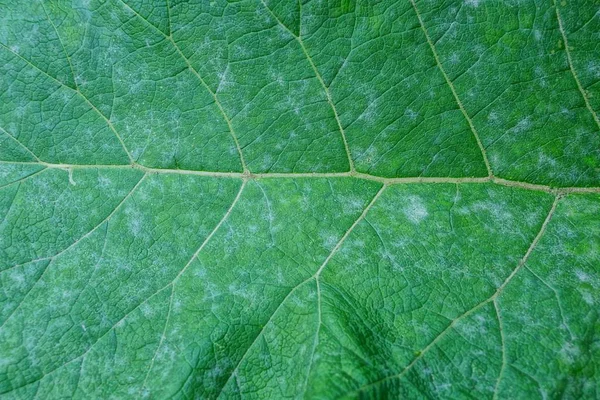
[1,0,599,399]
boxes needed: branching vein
[115,0,248,173]
[0,42,134,163]
[0,179,246,394]
[216,184,386,398]
[0,126,41,162]
[349,194,561,396]
[493,299,507,400]
[39,0,79,91]
[0,173,147,329]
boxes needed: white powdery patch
[537,152,557,169]
[360,146,379,167]
[319,230,339,250]
[269,68,285,86]
[511,116,532,134]
[358,102,378,126]
[575,270,590,282]
[343,196,366,215]
[581,290,594,305]
[403,195,428,224]
[260,154,274,171]
[588,60,600,78]
[140,302,154,318]
[8,270,25,286]
[487,111,499,123]
[559,342,580,365]
[127,212,144,237]
[405,108,418,121]
[216,65,235,93]
[0,165,16,179]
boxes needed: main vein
[2,160,599,195]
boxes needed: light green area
[0,0,599,399]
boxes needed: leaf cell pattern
[0,0,599,399]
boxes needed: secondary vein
[409,0,493,177]
[258,0,355,173]
[554,0,600,132]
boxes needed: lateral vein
[409,0,493,177]
[258,0,355,172]
[554,0,600,132]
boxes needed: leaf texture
[0,0,599,399]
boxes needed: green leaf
[0,0,599,399]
